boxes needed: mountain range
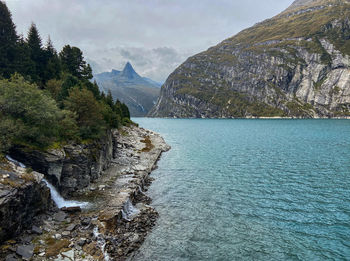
[94,62,161,117]
[149,0,350,118]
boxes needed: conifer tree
[59,45,92,80]
[106,90,114,107]
[27,23,45,83]
[43,36,61,81]
[16,35,35,78]
[0,1,18,77]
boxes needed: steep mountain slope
[94,62,161,117]
[150,0,350,118]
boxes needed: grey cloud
[5,0,294,81]
[89,46,187,82]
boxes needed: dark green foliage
[0,75,65,149]
[286,101,315,117]
[64,87,104,140]
[43,37,61,81]
[0,1,18,78]
[106,90,114,107]
[0,1,131,153]
[27,23,46,84]
[58,74,81,102]
[59,45,92,80]
[86,80,100,100]
[121,103,130,119]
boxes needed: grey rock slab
[16,244,34,259]
[66,223,76,231]
[31,225,42,234]
[54,211,67,222]
[61,249,75,260]
[20,235,33,243]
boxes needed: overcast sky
[5,0,294,82]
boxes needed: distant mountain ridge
[149,0,350,118]
[94,62,161,117]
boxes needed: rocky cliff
[149,0,350,118]
[9,130,114,196]
[0,159,51,243]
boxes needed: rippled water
[132,119,350,260]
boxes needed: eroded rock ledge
[0,159,52,244]
[10,130,114,197]
[0,126,170,261]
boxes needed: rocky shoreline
[0,125,170,261]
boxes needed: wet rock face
[9,130,114,196]
[0,164,51,244]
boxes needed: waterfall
[42,179,89,209]
[6,155,26,168]
[6,154,89,209]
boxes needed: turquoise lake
[132,119,350,260]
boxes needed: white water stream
[6,155,88,209]
[42,179,89,209]
[93,225,111,261]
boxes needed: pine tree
[59,45,92,80]
[43,36,61,81]
[27,23,45,83]
[106,89,114,107]
[81,63,93,80]
[16,34,35,78]
[86,80,101,99]
[0,1,18,77]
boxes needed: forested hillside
[0,1,130,154]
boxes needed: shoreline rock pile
[0,125,170,260]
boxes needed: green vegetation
[176,80,286,117]
[228,1,350,55]
[330,86,341,96]
[211,1,350,66]
[0,1,130,154]
[286,100,315,117]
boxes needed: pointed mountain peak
[121,62,140,79]
[123,61,133,70]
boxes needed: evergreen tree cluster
[0,1,131,153]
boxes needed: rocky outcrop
[149,0,350,118]
[0,160,51,244]
[0,126,170,260]
[10,130,114,196]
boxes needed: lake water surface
[132,119,350,260]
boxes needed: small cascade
[6,155,89,209]
[42,179,89,209]
[122,198,140,221]
[93,225,110,261]
[5,155,26,168]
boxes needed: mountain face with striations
[94,62,161,117]
[149,0,350,118]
